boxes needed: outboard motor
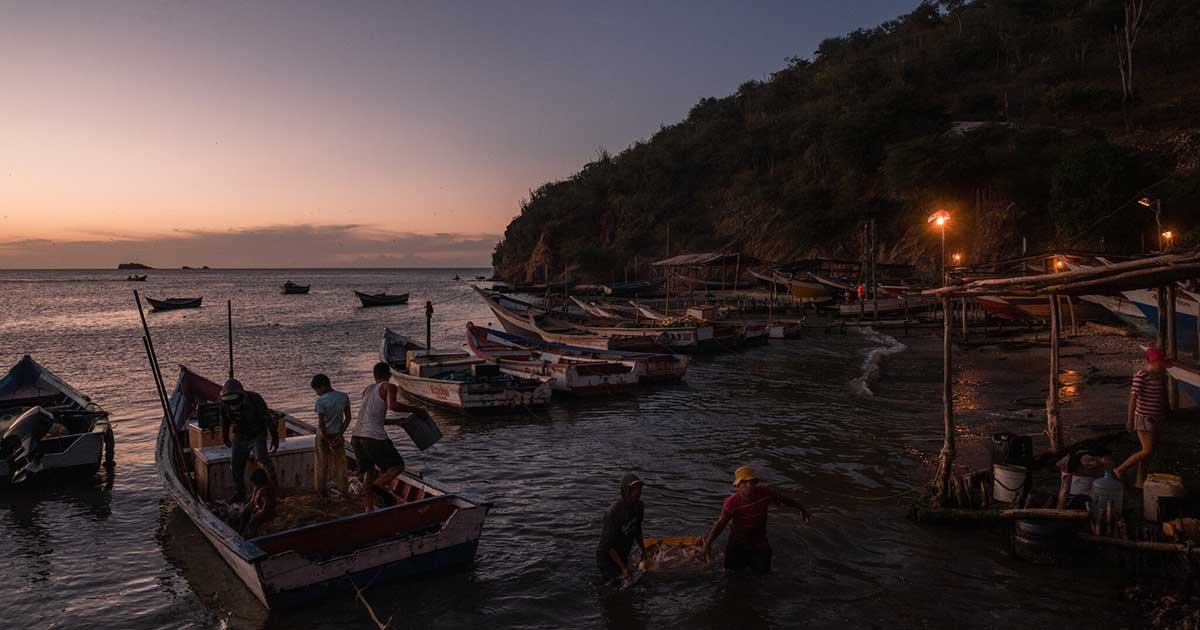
[2,406,56,483]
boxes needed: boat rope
[348,574,394,630]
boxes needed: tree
[1115,0,1156,104]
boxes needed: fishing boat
[354,291,410,307]
[462,325,689,383]
[1123,288,1200,351]
[475,288,651,351]
[1,355,113,485]
[601,278,664,297]
[1168,360,1200,407]
[146,297,203,311]
[281,281,310,295]
[126,274,147,281]
[464,324,639,395]
[158,366,488,609]
[381,328,551,411]
[747,268,831,300]
[838,295,935,318]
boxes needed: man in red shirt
[702,466,810,573]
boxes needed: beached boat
[1168,360,1200,407]
[355,291,409,307]
[126,274,147,281]
[281,281,310,295]
[1,355,113,485]
[747,268,831,300]
[1124,288,1200,351]
[159,366,488,609]
[381,328,551,411]
[475,288,653,351]
[464,324,639,395]
[838,295,935,318]
[1079,294,1153,333]
[462,325,689,383]
[602,278,665,297]
[147,297,203,311]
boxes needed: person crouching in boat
[239,467,277,537]
[596,473,646,583]
[353,362,433,510]
[220,378,279,502]
[703,466,810,574]
[1114,347,1171,488]
[311,373,351,498]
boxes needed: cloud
[0,224,499,268]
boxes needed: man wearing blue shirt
[311,373,351,497]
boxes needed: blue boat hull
[1132,303,1199,351]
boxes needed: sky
[0,0,917,268]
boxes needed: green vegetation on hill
[492,0,1200,282]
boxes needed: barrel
[1012,519,1074,565]
[1144,474,1187,523]
[993,464,1029,504]
[399,413,443,451]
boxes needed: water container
[399,413,443,451]
[1143,474,1187,523]
[1089,470,1124,520]
[993,464,1030,504]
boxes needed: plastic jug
[1089,470,1124,519]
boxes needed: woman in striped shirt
[1113,347,1170,487]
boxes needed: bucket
[1144,473,1187,523]
[993,464,1029,504]
[399,413,443,451]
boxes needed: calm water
[0,269,1133,629]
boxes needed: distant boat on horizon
[281,281,310,295]
[146,297,203,311]
[354,291,409,307]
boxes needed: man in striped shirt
[1114,348,1170,487]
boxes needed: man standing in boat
[702,466,809,574]
[596,473,645,583]
[353,362,432,510]
[220,378,279,502]
[311,373,351,498]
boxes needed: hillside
[492,0,1200,283]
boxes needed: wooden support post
[961,298,968,340]
[1066,296,1078,337]
[1047,294,1063,452]
[1167,284,1179,408]
[733,253,741,295]
[933,297,956,506]
[1156,287,1168,351]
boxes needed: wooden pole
[1156,286,1168,351]
[1066,296,1078,337]
[227,300,234,379]
[733,253,741,295]
[933,297,956,505]
[1167,284,1179,408]
[1047,294,1063,452]
[961,298,968,340]
[425,301,433,351]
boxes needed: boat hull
[392,371,551,411]
[356,291,409,307]
[1128,290,1200,351]
[147,297,203,311]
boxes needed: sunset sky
[0,1,915,268]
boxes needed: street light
[928,210,951,285]
[1163,230,1174,252]
[1139,197,1164,251]
[952,253,962,265]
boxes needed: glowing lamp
[952,253,962,264]
[1138,198,1153,208]
[1163,230,1174,240]
[927,210,950,226]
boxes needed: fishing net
[640,536,710,573]
[256,488,365,536]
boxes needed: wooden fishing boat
[1125,288,1200,352]
[747,268,831,300]
[355,290,409,307]
[381,328,551,411]
[126,274,147,281]
[158,366,489,609]
[463,325,689,383]
[1,355,113,485]
[838,295,935,318]
[146,297,203,311]
[475,288,651,351]
[281,281,310,295]
[464,324,639,395]
[601,278,664,297]
[1168,360,1200,407]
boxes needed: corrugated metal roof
[651,252,746,267]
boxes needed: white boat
[1,355,113,485]
[159,366,489,608]
[381,328,551,411]
[464,324,640,395]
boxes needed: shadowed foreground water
[0,269,1133,629]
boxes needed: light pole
[928,210,951,286]
[1139,197,1164,251]
[1163,230,1175,252]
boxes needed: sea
[0,268,1133,629]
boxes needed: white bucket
[993,464,1029,504]
[1144,473,1187,522]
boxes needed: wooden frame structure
[921,250,1200,505]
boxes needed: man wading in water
[596,473,645,583]
[353,362,433,510]
[1114,347,1171,488]
[220,378,279,502]
[703,466,809,573]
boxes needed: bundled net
[640,536,710,573]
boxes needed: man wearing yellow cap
[702,466,809,573]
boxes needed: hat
[732,466,759,487]
[1146,348,1168,365]
[220,378,245,401]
